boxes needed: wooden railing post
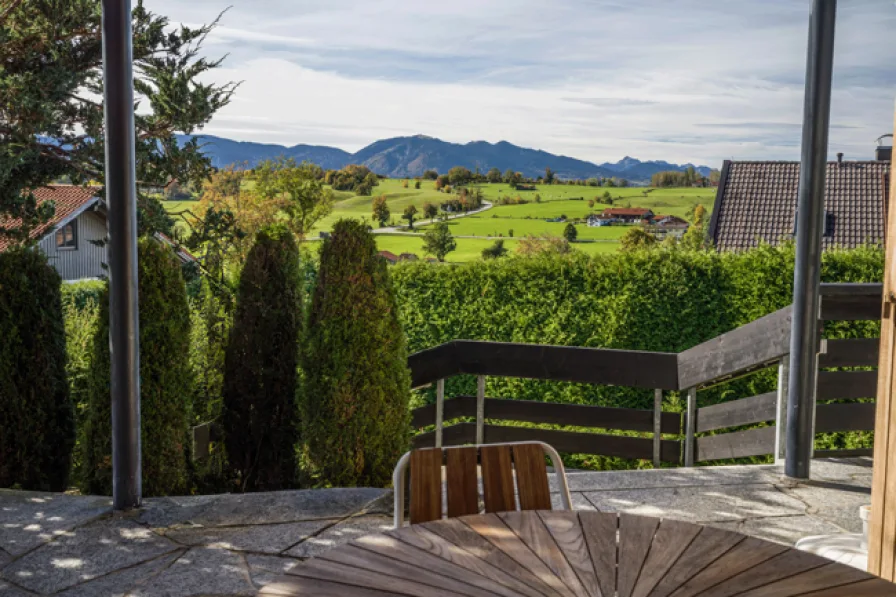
[685,387,697,467]
[653,389,662,467]
[476,375,485,444]
[435,378,445,448]
[775,357,790,464]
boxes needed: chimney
[877,134,893,162]
[836,152,843,164]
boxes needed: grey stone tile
[286,515,392,558]
[552,491,599,511]
[0,548,10,570]
[0,490,111,556]
[132,547,255,597]
[706,515,848,546]
[583,483,806,523]
[779,483,870,533]
[563,465,780,493]
[0,579,33,596]
[56,550,182,597]
[0,517,176,594]
[142,488,388,529]
[809,458,873,488]
[164,519,336,554]
[245,554,301,589]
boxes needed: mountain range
[178,134,714,183]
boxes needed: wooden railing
[408,282,883,467]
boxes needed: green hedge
[390,244,883,467]
[0,249,74,491]
[222,227,303,491]
[82,239,193,496]
[303,219,411,487]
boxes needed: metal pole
[435,379,444,448]
[685,387,697,467]
[476,375,485,445]
[102,0,141,509]
[775,357,790,464]
[786,0,837,480]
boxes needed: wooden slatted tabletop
[259,511,896,596]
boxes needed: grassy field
[163,180,713,262]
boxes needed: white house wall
[39,210,107,281]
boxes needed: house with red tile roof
[0,185,108,280]
[377,250,399,264]
[601,207,654,223]
[0,185,197,281]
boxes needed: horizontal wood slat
[814,448,874,458]
[817,371,878,400]
[453,341,680,390]
[815,402,876,433]
[483,425,681,463]
[412,423,476,448]
[696,392,777,433]
[696,426,776,462]
[409,342,462,388]
[819,284,882,321]
[677,306,792,390]
[820,338,880,368]
[411,396,681,433]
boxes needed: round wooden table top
[259,511,896,597]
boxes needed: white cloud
[148,0,896,166]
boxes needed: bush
[303,219,411,487]
[82,238,193,496]
[0,250,74,491]
[222,227,302,491]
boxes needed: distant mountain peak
[178,133,714,183]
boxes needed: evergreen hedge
[82,239,193,496]
[303,219,411,487]
[0,250,74,491]
[222,227,302,491]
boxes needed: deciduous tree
[422,222,456,262]
[372,195,390,228]
[254,158,335,240]
[422,202,438,220]
[481,239,508,260]
[564,223,578,242]
[402,204,418,230]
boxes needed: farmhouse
[377,250,399,264]
[586,214,614,227]
[709,151,891,251]
[646,214,690,239]
[0,185,198,280]
[601,207,654,223]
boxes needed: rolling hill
[180,133,714,183]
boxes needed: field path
[372,201,493,233]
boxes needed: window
[55,221,77,250]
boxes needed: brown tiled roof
[377,250,399,263]
[602,207,653,217]
[0,185,102,252]
[710,160,890,251]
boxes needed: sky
[146,0,895,168]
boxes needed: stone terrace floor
[0,458,872,596]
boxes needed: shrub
[303,219,411,487]
[82,238,193,496]
[222,227,302,491]
[0,250,74,491]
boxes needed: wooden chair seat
[392,441,572,527]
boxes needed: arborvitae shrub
[303,219,411,487]
[82,238,193,496]
[222,227,302,491]
[0,249,74,491]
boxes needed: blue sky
[148,0,895,167]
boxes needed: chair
[392,441,573,527]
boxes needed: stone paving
[0,458,872,596]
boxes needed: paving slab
[707,514,848,546]
[808,458,873,487]
[286,515,392,558]
[165,519,337,554]
[562,465,780,493]
[132,547,255,597]
[245,554,301,589]
[0,517,176,594]
[0,490,111,556]
[0,548,9,570]
[56,550,183,597]
[139,488,387,528]
[551,491,599,511]
[583,483,806,523]
[779,482,869,533]
[0,579,33,596]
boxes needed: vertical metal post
[435,379,445,448]
[102,0,141,510]
[685,387,697,467]
[476,375,485,445]
[786,0,837,480]
[653,389,662,468]
[775,357,790,464]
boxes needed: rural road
[372,201,493,233]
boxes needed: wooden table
[260,511,896,596]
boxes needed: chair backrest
[392,441,572,527]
